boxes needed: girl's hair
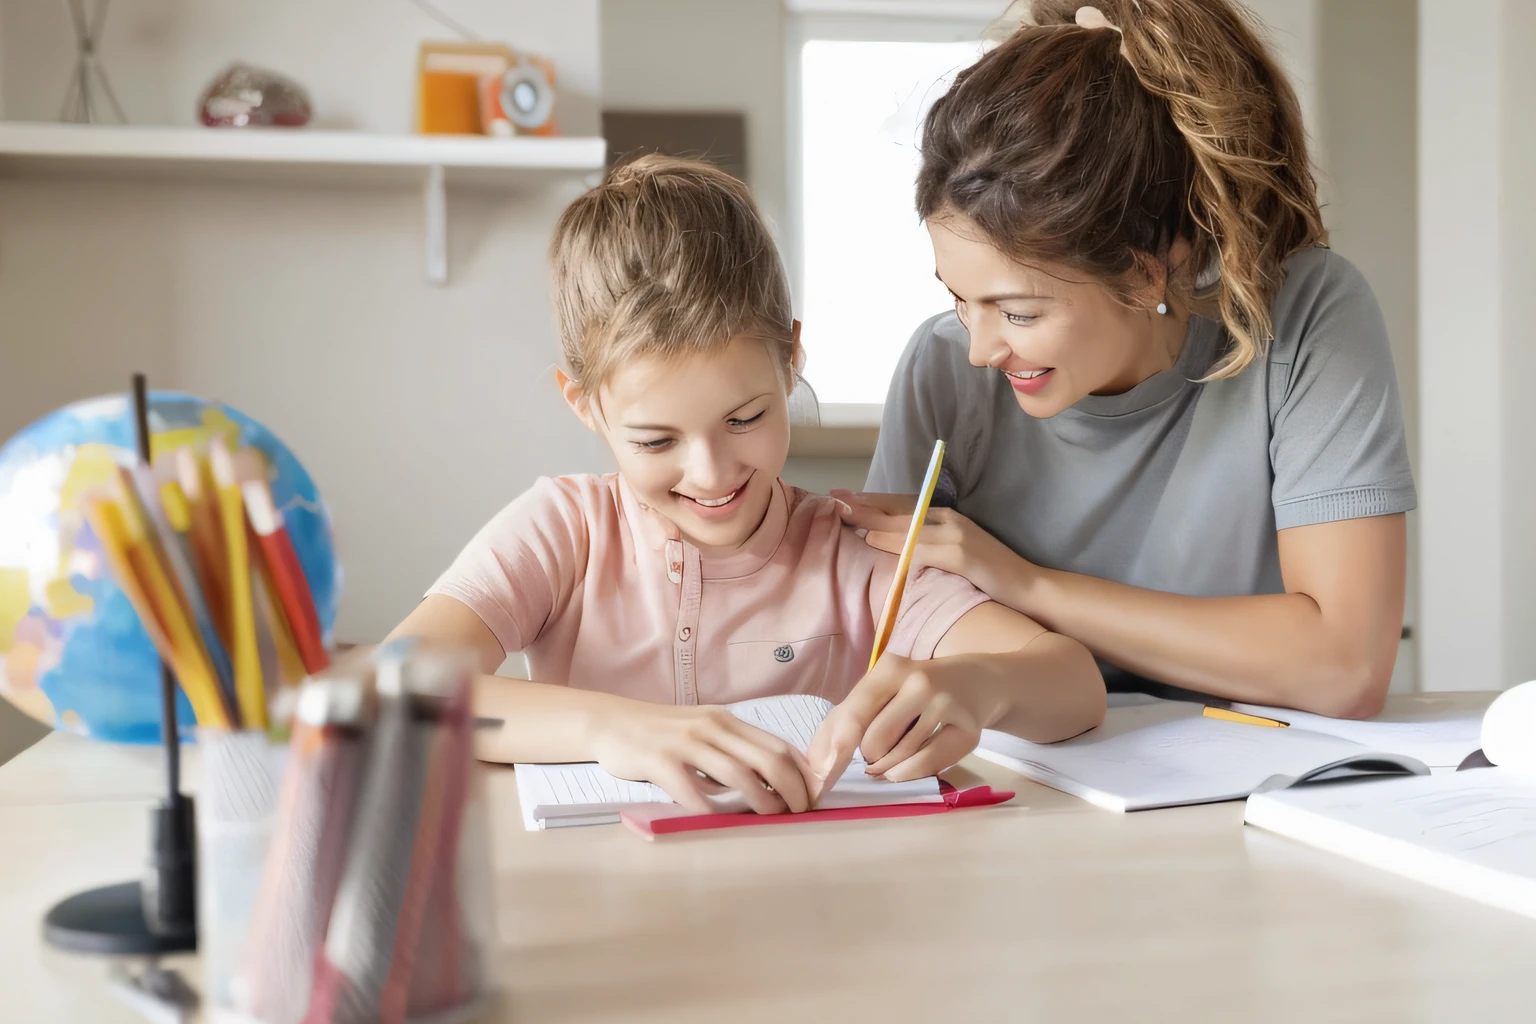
[548,154,795,395]
[918,0,1327,379]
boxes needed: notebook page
[976,702,1374,811]
[1245,769,1536,920]
[514,762,669,830]
[1230,696,1484,769]
[727,694,942,807]
[726,693,832,749]
[514,693,941,827]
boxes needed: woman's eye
[633,438,674,452]
[727,411,765,429]
[1003,312,1037,326]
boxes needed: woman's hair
[548,154,795,395]
[918,0,1327,378]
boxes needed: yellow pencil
[869,439,947,672]
[1203,706,1289,728]
[211,438,266,729]
[106,472,234,729]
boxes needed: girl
[389,155,1104,815]
[840,0,1414,721]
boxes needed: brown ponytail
[918,0,1326,379]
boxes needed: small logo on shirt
[773,645,795,663]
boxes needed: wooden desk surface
[3,692,1533,1023]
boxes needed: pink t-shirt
[429,474,989,706]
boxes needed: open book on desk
[515,694,947,830]
[1245,769,1536,920]
[974,700,1431,812]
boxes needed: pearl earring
[1156,301,1169,316]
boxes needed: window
[787,5,992,412]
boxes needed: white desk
[3,693,1533,1023]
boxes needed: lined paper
[515,693,942,829]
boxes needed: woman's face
[927,211,1177,418]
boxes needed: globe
[0,392,340,743]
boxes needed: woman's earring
[1156,301,1169,316]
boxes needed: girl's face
[927,211,1181,418]
[574,336,793,552]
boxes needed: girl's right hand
[585,701,818,816]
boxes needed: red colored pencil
[237,450,329,675]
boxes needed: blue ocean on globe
[0,391,340,743]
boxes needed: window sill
[789,405,882,458]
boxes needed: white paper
[1231,696,1484,769]
[515,692,941,829]
[976,702,1387,812]
[1245,769,1536,920]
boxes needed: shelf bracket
[424,163,447,285]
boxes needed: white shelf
[0,122,605,179]
[0,122,608,283]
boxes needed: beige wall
[1316,0,1419,691]
[0,1,607,649]
[601,0,787,239]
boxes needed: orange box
[416,41,557,137]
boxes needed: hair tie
[1074,6,1120,32]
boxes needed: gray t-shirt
[868,249,1416,690]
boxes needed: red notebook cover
[620,783,1014,839]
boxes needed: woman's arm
[838,498,1406,719]
[387,595,818,814]
[808,599,1105,792]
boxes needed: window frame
[783,3,993,426]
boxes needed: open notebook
[514,694,944,830]
[974,700,1431,812]
[1245,769,1536,921]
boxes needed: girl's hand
[585,700,818,816]
[807,653,997,797]
[830,490,1029,601]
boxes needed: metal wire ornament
[59,0,128,124]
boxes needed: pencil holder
[212,643,498,1024]
[196,728,288,1016]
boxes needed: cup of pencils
[226,641,497,1024]
[82,431,340,998]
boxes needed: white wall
[1417,0,1536,692]
[1499,0,1536,688]
[0,1,608,646]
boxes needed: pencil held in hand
[867,439,947,672]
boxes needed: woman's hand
[831,490,1032,603]
[585,700,818,816]
[807,653,1000,796]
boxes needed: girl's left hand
[830,490,1026,601]
[806,653,993,799]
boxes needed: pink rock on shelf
[199,63,313,128]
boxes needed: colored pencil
[240,450,329,675]
[131,463,237,714]
[174,446,231,647]
[107,470,233,729]
[211,438,266,729]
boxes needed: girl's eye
[1003,312,1037,326]
[727,411,765,429]
[633,438,674,452]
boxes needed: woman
[837,0,1414,720]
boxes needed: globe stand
[42,374,198,956]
